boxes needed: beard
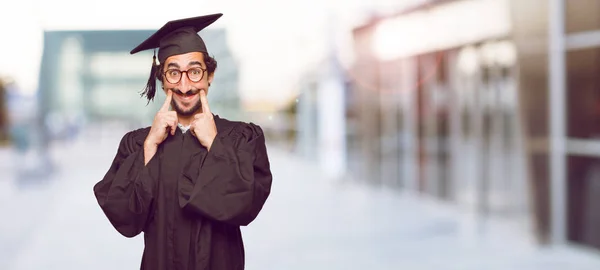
[170,88,203,117]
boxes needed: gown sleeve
[93,130,159,238]
[178,122,273,226]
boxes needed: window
[566,0,600,34]
[566,47,600,139]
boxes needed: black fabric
[157,27,207,64]
[93,115,272,270]
[130,13,222,63]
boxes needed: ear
[208,72,215,85]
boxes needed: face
[161,52,214,117]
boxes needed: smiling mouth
[174,90,199,97]
[173,92,198,105]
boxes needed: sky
[0,0,421,108]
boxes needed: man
[93,13,273,270]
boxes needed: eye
[168,70,180,76]
[190,68,202,75]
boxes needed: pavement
[1,127,600,269]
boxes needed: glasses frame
[163,67,207,84]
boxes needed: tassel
[140,49,158,104]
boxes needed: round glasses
[163,67,206,84]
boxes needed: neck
[178,115,193,126]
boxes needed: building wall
[39,29,240,128]
[563,0,600,250]
[202,30,241,120]
[509,0,553,245]
[349,0,540,243]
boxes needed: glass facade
[566,47,600,139]
[565,0,600,34]
[348,0,600,248]
[565,0,600,251]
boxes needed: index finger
[160,90,173,112]
[200,90,210,114]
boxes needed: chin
[176,107,196,117]
[173,101,202,117]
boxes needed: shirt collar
[178,123,191,133]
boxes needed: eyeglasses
[163,67,206,84]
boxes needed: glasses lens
[165,69,181,83]
[187,68,204,82]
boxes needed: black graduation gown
[93,115,272,270]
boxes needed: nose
[178,72,192,93]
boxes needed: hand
[145,90,178,146]
[190,90,217,150]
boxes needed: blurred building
[201,30,242,120]
[350,0,524,221]
[295,52,351,178]
[0,78,8,144]
[38,28,240,136]
[341,0,600,252]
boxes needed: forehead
[163,52,205,66]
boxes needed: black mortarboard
[131,13,223,103]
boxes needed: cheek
[162,81,174,90]
[194,81,209,89]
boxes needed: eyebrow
[187,61,203,68]
[166,61,203,69]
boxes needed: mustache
[172,88,200,97]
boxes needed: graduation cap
[131,13,223,103]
